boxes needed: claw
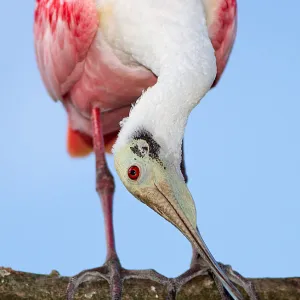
[219,263,259,300]
[174,266,208,292]
[67,267,108,300]
[124,269,175,299]
[173,255,259,300]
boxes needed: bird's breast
[66,30,157,137]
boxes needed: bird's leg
[92,106,122,296]
[67,108,175,300]
[67,107,122,299]
[170,140,259,300]
[92,107,117,264]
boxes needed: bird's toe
[66,258,122,300]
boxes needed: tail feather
[67,125,93,157]
[67,125,118,157]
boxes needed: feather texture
[34,0,237,157]
[34,0,99,100]
[67,125,93,157]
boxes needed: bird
[34,0,258,299]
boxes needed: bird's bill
[139,166,244,300]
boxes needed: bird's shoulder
[34,0,99,100]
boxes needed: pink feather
[34,0,99,100]
[34,0,237,153]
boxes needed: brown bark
[0,267,299,300]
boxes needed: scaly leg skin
[169,141,259,300]
[67,107,175,300]
[67,107,122,299]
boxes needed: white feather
[109,0,216,168]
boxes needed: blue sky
[0,1,299,280]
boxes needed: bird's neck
[112,0,217,168]
[114,58,216,168]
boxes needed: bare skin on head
[34,0,258,299]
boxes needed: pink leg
[67,107,123,300]
[92,107,116,261]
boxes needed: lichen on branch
[0,267,299,300]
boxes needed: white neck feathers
[111,0,217,168]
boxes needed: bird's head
[114,129,197,231]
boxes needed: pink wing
[34,0,99,100]
[203,0,237,86]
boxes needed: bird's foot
[167,264,213,298]
[67,257,175,300]
[217,263,259,300]
[66,256,123,300]
[171,260,259,300]
[67,257,258,300]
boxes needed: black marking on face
[130,129,163,165]
[130,144,143,158]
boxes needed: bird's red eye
[128,165,140,180]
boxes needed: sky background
[0,1,299,281]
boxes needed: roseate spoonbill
[34,0,258,299]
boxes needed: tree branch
[0,267,299,300]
